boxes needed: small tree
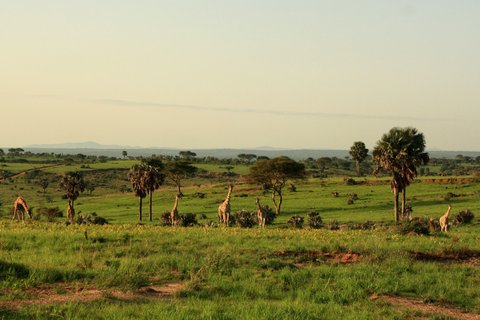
[238,153,257,164]
[349,141,369,176]
[59,172,86,224]
[122,150,128,159]
[164,160,197,195]
[179,151,197,161]
[249,157,305,215]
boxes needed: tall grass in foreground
[1,221,479,319]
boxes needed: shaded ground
[274,250,361,266]
[0,282,184,310]
[371,294,480,320]
[409,249,480,265]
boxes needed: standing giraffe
[67,201,75,224]
[170,194,181,226]
[439,204,452,232]
[218,184,233,226]
[12,196,32,221]
[256,197,267,228]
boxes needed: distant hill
[26,141,141,149]
[19,144,480,160]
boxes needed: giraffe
[439,204,452,232]
[218,184,233,226]
[170,194,181,226]
[256,197,267,228]
[12,196,32,221]
[67,202,75,224]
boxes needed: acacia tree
[249,156,306,215]
[128,163,148,222]
[164,160,197,196]
[238,153,257,164]
[372,127,429,223]
[142,158,165,222]
[59,172,86,224]
[349,141,369,176]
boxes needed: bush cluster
[455,210,474,224]
[234,210,256,228]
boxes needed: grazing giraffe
[439,204,452,232]
[256,197,267,228]
[12,196,32,221]
[170,194,181,226]
[218,184,233,226]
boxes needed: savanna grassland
[1,153,479,319]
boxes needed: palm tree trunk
[393,189,399,224]
[149,192,153,222]
[139,197,143,222]
[402,187,407,219]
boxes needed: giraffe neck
[172,196,179,211]
[445,207,451,218]
[225,188,232,203]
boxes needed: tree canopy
[373,127,429,223]
[249,156,305,215]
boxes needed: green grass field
[0,159,479,319]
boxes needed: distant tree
[8,148,24,156]
[249,157,306,215]
[373,127,429,223]
[122,150,128,159]
[257,156,270,161]
[128,163,148,222]
[59,172,86,224]
[179,151,197,161]
[164,160,197,195]
[39,179,49,193]
[237,153,257,164]
[0,149,4,156]
[142,158,165,222]
[349,141,369,176]
[85,181,96,195]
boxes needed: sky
[1,1,480,151]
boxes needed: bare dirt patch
[409,250,480,265]
[275,250,361,266]
[371,294,480,320]
[0,282,184,310]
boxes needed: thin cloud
[91,98,447,122]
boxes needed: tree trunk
[271,189,283,215]
[70,200,75,224]
[356,161,360,176]
[393,189,399,224]
[177,183,182,196]
[139,197,143,222]
[149,192,153,222]
[402,187,407,219]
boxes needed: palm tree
[396,128,429,218]
[59,172,86,224]
[142,158,165,222]
[128,163,148,222]
[349,141,369,176]
[372,127,428,223]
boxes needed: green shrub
[455,210,474,224]
[307,212,323,229]
[263,205,276,225]
[234,210,256,228]
[288,215,304,229]
[398,218,430,235]
[179,213,198,227]
[161,211,171,226]
[326,219,340,230]
[37,206,63,222]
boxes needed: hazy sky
[1,1,479,150]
